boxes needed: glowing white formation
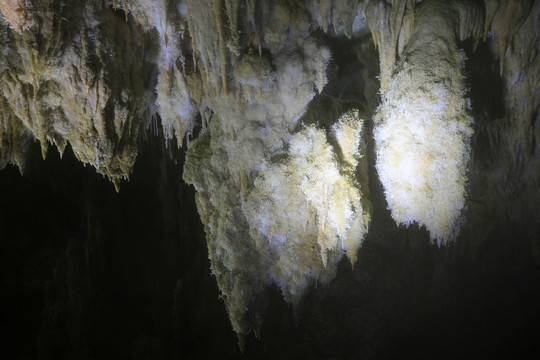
[373,0,481,244]
[183,20,336,344]
[374,72,472,243]
[183,27,368,343]
[245,113,369,304]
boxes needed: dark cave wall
[0,137,239,360]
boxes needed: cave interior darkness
[1,1,540,359]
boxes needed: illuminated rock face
[372,1,482,244]
[180,6,371,338]
[1,0,540,351]
[185,108,369,344]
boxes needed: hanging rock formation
[372,0,482,243]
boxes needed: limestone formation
[0,0,539,350]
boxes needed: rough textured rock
[0,0,36,35]
[0,0,147,188]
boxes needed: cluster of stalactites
[131,0,199,148]
[3,0,537,349]
[307,0,360,38]
[0,0,371,184]
[363,0,417,93]
[0,1,148,189]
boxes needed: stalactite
[0,93,33,171]
[186,0,232,97]
[364,0,416,93]
[373,0,482,243]
[138,0,199,148]
[224,0,241,56]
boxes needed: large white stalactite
[372,0,483,243]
